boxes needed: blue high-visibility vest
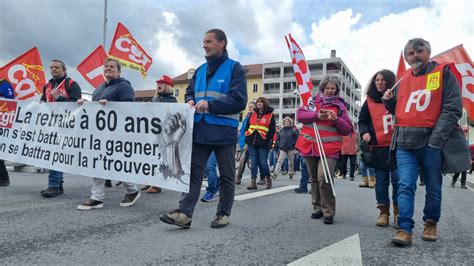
[194,59,239,128]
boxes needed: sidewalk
[466,172,474,188]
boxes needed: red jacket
[341,133,357,155]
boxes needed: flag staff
[103,0,108,50]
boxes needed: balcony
[263,89,280,94]
[264,73,281,79]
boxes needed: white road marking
[288,234,362,266]
[234,185,298,201]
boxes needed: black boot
[41,184,64,198]
[0,160,10,186]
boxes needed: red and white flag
[431,44,474,119]
[285,33,314,109]
[0,47,46,100]
[108,22,152,78]
[77,45,108,89]
[396,51,406,82]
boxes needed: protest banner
[0,100,194,192]
[0,47,45,100]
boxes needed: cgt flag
[77,45,108,89]
[431,44,474,119]
[0,47,46,100]
[108,22,152,78]
[285,33,314,110]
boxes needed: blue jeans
[359,160,375,176]
[374,168,399,205]
[269,149,278,169]
[249,145,270,178]
[299,156,309,189]
[396,147,443,234]
[48,170,64,187]
[205,152,220,195]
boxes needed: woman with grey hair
[296,75,353,224]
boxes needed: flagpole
[103,0,108,50]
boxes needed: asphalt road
[0,170,473,265]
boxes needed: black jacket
[92,77,134,102]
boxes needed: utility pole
[103,0,108,50]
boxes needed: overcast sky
[1,0,472,95]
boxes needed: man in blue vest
[159,29,247,229]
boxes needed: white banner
[0,100,194,192]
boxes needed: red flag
[431,44,474,119]
[0,47,46,100]
[108,22,152,78]
[396,51,406,82]
[285,34,314,109]
[77,45,108,89]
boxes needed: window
[174,89,179,97]
[253,84,258,93]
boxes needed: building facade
[262,51,361,126]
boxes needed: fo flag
[108,22,152,78]
[0,47,46,100]
[431,44,474,119]
[396,51,406,82]
[77,45,108,89]
[285,33,314,110]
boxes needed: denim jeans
[396,147,443,234]
[359,160,375,177]
[299,156,309,189]
[374,168,399,206]
[48,170,64,187]
[249,145,270,178]
[205,152,220,195]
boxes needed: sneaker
[311,211,323,219]
[422,220,437,242]
[323,216,334,224]
[119,191,140,207]
[282,171,288,175]
[159,210,192,228]
[271,172,278,180]
[201,192,215,202]
[77,199,104,210]
[41,186,63,198]
[294,187,309,193]
[392,230,412,246]
[211,214,230,228]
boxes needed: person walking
[0,79,15,186]
[141,74,177,194]
[271,117,299,180]
[296,75,353,224]
[359,69,399,227]
[40,59,82,198]
[245,97,276,190]
[76,58,140,210]
[159,29,247,229]
[383,38,469,246]
[235,101,255,185]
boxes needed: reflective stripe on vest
[245,112,273,139]
[193,59,239,128]
[295,104,343,155]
